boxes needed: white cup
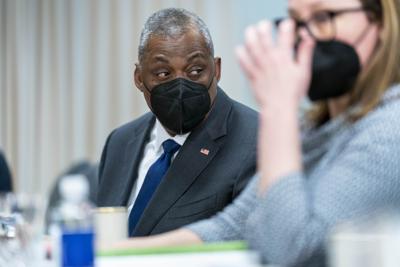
[328,214,400,267]
[94,207,127,250]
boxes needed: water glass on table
[0,193,46,267]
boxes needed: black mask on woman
[144,77,213,135]
[308,40,361,101]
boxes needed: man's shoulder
[216,93,258,148]
[218,88,258,124]
[229,98,258,131]
[109,112,154,141]
[231,100,258,119]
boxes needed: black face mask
[144,77,213,135]
[308,40,361,101]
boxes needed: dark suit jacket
[0,150,13,192]
[97,88,258,236]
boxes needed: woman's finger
[235,45,260,80]
[256,20,274,52]
[277,19,296,55]
[297,29,315,70]
[244,25,266,68]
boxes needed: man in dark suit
[0,150,13,192]
[97,8,258,237]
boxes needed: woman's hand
[102,229,203,251]
[235,19,314,193]
[236,19,314,110]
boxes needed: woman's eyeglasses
[275,7,367,41]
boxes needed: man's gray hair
[138,8,214,62]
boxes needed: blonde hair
[310,0,400,124]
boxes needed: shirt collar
[154,119,190,153]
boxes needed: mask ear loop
[141,81,152,93]
[353,21,373,47]
[141,81,160,124]
[274,18,306,59]
[346,6,378,47]
[203,63,218,117]
[206,75,214,91]
[206,59,218,91]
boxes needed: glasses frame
[275,7,367,41]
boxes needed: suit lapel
[133,88,233,235]
[111,115,155,206]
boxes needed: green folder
[98,241,248,257]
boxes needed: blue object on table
[62,229,94,267]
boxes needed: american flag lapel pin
[200,148,210,156]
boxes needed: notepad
[97,241,248,257]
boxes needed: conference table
[98,250,270,267]
[96,241,275,267]
[32,241,275,267]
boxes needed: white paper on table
[97,250,269,267]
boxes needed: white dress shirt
[127,120,189,215]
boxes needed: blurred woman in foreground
[118,0,400,266]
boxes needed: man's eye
[156,71,169,78]
[189,68,203,75]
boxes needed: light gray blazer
[187,84,400,267]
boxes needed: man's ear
[134,63,144,92]
[214,57,221,82]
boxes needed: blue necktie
[128,139,181,236]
